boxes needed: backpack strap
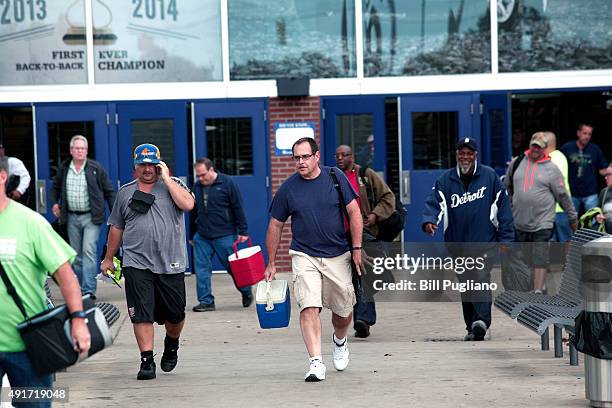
[329,168,350,227]
[507,154,525,196]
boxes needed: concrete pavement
[49,272,588,408]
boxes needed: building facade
[1,0,611,271]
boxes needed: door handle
[401,170,411,205]
[37,180,47,214]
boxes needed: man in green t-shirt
[0,156,90,407]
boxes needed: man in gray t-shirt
[101,143,194,381]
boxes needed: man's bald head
[335,144,354,171]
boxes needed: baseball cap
[529,134,547,148]
[133,143,161,165]
[456,137,477,151]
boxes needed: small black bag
[129,190,155,214]
[0,263,113,375]
[375,196,407,242]
[358,166,406,242]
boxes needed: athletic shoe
[332,335,350,371]
[304,360,326,382]
[464,332,475,341]
[471,320,487,341]
[192,303,215,312]
[160,344,179,373]
[354,320,370,338]
[137,357,156,380]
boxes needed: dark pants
[0,351,53,408]
[353,231,378,326]
[456,255,494,332]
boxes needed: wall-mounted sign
[94,0,222,83]
[274,122,315,156]
[0,1,88,85]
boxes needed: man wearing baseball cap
[101,143,195,380]
[505,133,577,294]
[423,137,515,341]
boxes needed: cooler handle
[232,238,253,259]
[265,280,274,311]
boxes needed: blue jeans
[67,212,101,295]
[551,212,572,243]
[0,351,53,408]
[572,194,599,216]
[193,233,251,304]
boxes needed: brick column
[268,96,321,273]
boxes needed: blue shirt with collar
[192,172,248,240]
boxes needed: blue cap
[133,143,161,165]
[456,137,477,151]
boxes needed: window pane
[94,0,222,83]
[206,118,253,176]
[131,119,175,173]
[498,0,612,72]
[0,2,87,85]
[412,112,457,170]
[363,0,490,77]
[47,122,95,180]
[336,114,374,167]
[487,109,507,172]
[229,0,356,80]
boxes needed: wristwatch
[351,246,362,251]
[69,310,87,320]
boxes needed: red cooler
[228,239,265,288]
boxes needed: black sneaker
[192,302,215,312]
[137,357,156,380]
[241,290,253,308]
[464,332,475,341]
[471,320,487,341]
[354,320,370,338]
[161,348,178,373]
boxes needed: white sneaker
[332,336,350,371]
[305,360,326,382]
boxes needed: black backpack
[359,167,406,242]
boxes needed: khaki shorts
[289,250,356,318]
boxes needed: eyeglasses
[334,153,352,159]
[292,153,315,162]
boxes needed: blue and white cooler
[256,280,291,329]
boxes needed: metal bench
[494,228,604,318]
[95,302,121,327]
[494,228,606,365]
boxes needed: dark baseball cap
[456,137,477,151]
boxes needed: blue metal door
[481,93,512,175]
[322,96,387,174]
[193,100,270,252]
[116,101,189,185]
[34,103,112,220]
[399,94,476,242]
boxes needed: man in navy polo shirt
[560,122,609,215]
[265,137,363,382]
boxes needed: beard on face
[459,162,472,175]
